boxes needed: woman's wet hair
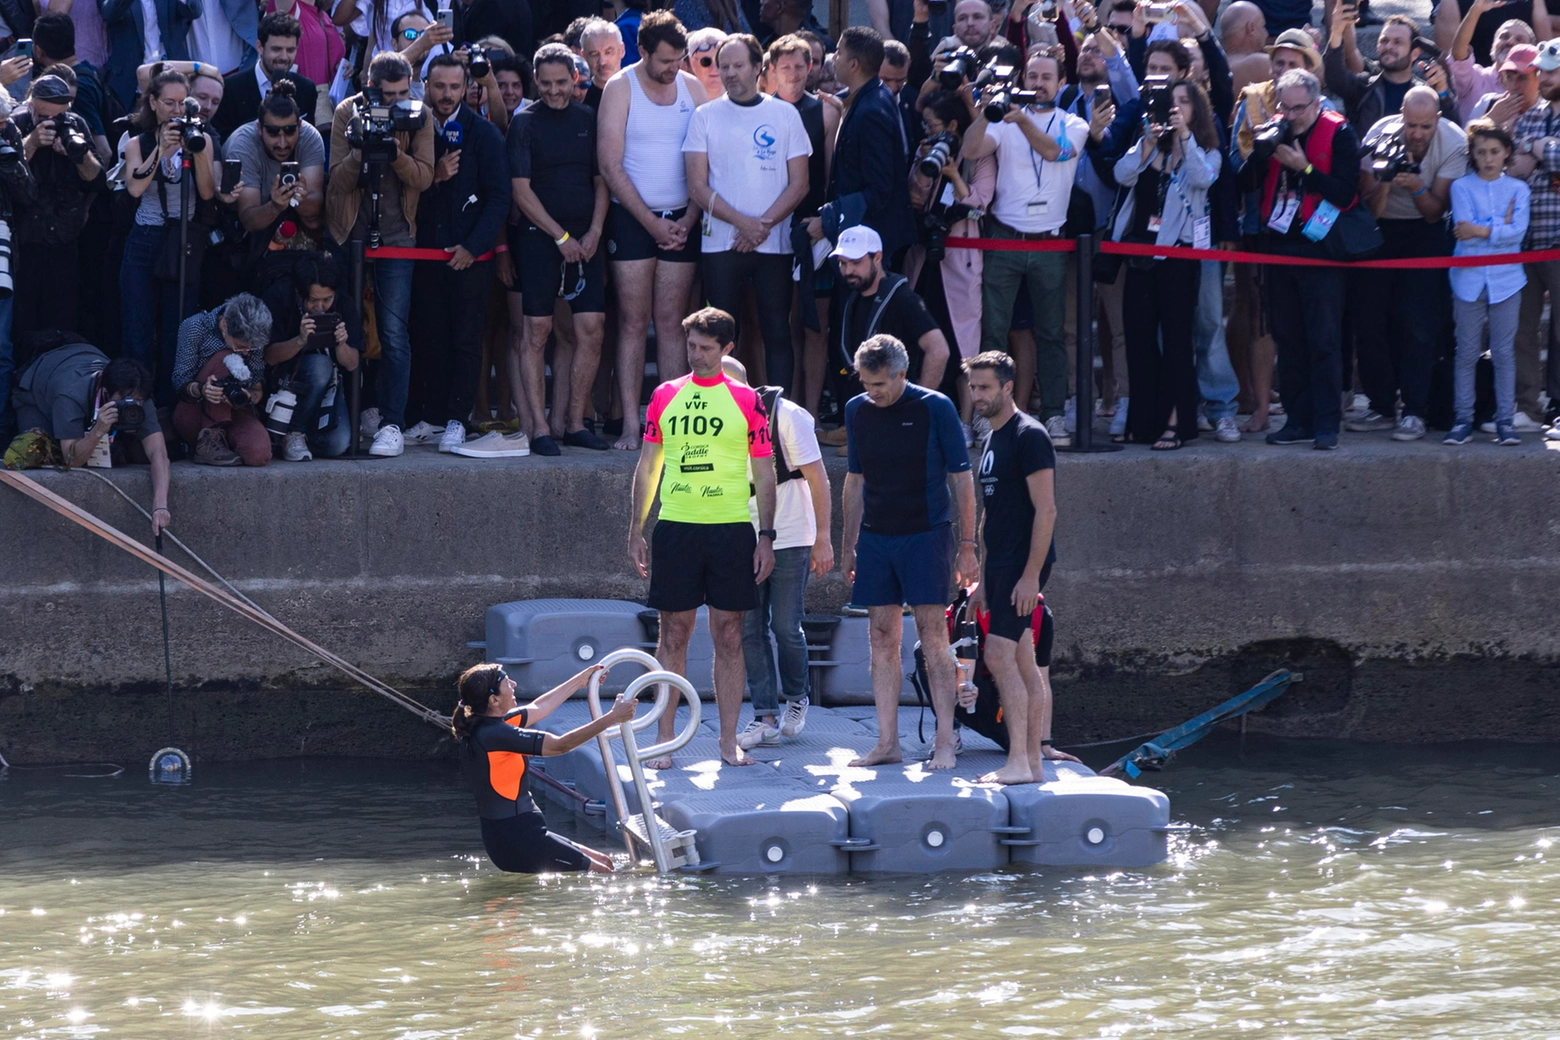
[451,662,506,739]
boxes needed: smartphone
[279,161,300,188]
[1092,84,1113,111]
[1144,2,1171,23]
[10,38,31,60]
[307,312,341,350]
[221,158,242,195]
[436,8,454,31]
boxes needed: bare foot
[611,434,641,451]
[644,755,672,770]
[719,744,758,766]
[926,742,959,771]
[1043,747,1083,764]
[847,743,903,767]
[978,765,1036,785]
[1239,411,1269,434]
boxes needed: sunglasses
[1106,23,1132,34]
[261,121,300,136]
[399,27,423,41]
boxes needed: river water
[4,733,1558,1038]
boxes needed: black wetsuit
[461,709,591,873]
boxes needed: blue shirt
[1449,172,1530,305]
[846,383,970,536]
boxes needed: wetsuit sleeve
[734,382,774,459]
[643,382,675,444]
[486,723,546,755]
[932,394,971,473]
[503,707,530,727]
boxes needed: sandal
[1151,429,1182,451]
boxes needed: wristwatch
[757,528,777,541]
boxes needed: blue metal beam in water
[1101,670,1300,780]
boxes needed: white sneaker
[780,696,809,738]
[283,431,312,461]
[1045,414,1072,446]
[360,407,381,439]
[1109,397,1129,437]
[403,420,443,445]
[1546,424,1560,442]
[451,430,530,458]
[1482,412,1545,434]
[1213,416,1241,443]
[736,716,780,750]
[1063,396,1077,434]
[368,424,404,457]
[1391,415,1426,442]
[1197,411,1214,432]
[1346,410,1396,433]
[438,420,467,453]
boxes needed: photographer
[1109,77,1222,450]
[170,293,273,466]
[326,50,435,459]
[7,348,171,534]
[961,46,1089,447]
[0,95,35,443]
[229,81,326,250]
[261,252,361,461]
[1351,87,1464,443]
[1325,6,1458,129]
[685,34,811,393]
[31,12,109,161]
[407,53,508,455]
[1244,68,1364,451]
[9,75,99,340]
[118,70,218,408]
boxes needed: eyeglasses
[1277,100,1315,116]
[261,121,300,136]
[399,27,423,41]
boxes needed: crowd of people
[6,0,1560,494]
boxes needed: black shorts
[983,561,1055,665]
[605,202,700,264]
[647,519,759,613]
[514,226,607,316]
[479,812,591,873]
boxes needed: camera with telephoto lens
[921,201,971,265]
[168,97,208,153]
[918,131,958,178]
[1369,130,1421,181]
[468,46,490,80]
[1250,115,1293,160]
[215,354,254,407]
[47,115,91,164]
[1141,74,1173,130]
[938,46,980,89]
[982,87,1043,123]
[346,87,429,164]
[263,386,297,440]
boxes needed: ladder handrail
[585,648,703,870]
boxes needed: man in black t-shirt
[966,351,1078,786]
[504,43,611,456]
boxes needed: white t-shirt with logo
[682,93,811,254]
[747,395,822,551]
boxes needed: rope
[0,750,126,778]
[0,469,449,732]
[944,236,1560,270]
[1055,729,1168,750]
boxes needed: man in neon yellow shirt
[629,307,777,767]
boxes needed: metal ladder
[585,648,703,872]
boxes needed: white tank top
[621,69,695,211]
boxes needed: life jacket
[1261,108,1352,227]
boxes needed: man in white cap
[831,224,953,412]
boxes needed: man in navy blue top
[841,334,977,770]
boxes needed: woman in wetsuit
[452,662,636,874]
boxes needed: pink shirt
[1450,53,1501,125]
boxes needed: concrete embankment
[3,437,1558,763]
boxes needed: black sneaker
[1265,425,1315,446]
[530,434,562,457]
[1313,431,1339,450]
[563,428,610,450]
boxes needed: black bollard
[1059,233,1121,454]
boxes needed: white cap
[830,225,883,261]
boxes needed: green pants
[979,225,1069,419]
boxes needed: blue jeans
[0,292,13,437]
[372,258,414,429]
[1194,260,1240,422]
[120,223,198,408]
[742,545,811,716]
[285,352,354,458]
